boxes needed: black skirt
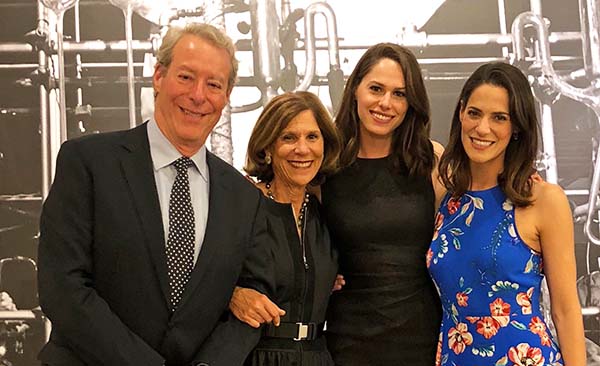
[245,337,334,366]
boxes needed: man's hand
[229,287,285,328]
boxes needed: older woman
[196,91,341,366]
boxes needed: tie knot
[173,157,194,174]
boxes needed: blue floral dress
[427,186,563,366]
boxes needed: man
[37,23,264,366]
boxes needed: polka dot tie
[166,157,195,310]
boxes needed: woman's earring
[265,153,272,165]
[512,132,519,141]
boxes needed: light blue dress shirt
[147,118,209,265]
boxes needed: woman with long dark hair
[320,43,444,365]
[428,62,585,366]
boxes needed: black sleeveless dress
[322,157,441,366]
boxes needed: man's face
[153,34,231,156]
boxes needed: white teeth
[182,108,202,117]
[371,112,392,121]
[289,161,312,168]
[472,138,493,147]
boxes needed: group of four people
[37,22,586,366]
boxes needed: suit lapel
[178,152,233,307]
[119,123,171,306]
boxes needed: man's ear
[153,64,165,95]
[226,84,233,103]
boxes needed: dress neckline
[466,185,500,194]
[356,156,388,161]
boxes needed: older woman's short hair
[156,23,238,93]
[245,92,341,184]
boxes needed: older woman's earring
[265,154,272,165]
[512,132,519,141]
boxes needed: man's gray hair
[156,23,238,92]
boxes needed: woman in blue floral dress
[428,62,585,366]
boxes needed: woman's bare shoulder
[430,139,445,159]
[530,178,569,213]
[430,139,447,209]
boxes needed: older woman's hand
[229,287,285,328]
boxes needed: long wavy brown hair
[334,43,434,178]
[438,62,538,207]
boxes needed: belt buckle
[293,322,309,341]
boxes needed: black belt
[263,322,324,341]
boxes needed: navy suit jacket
[38,123,264,366]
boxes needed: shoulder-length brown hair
[335,43,434,177]
[245,91,341,184]
[438,62,538,207]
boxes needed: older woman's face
[270,109,324,189]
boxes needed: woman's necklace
[265,181,310,229]
[265,181,310,270]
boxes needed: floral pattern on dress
[448,322,473,355]
[429,194,484,266]
[516,287,534,314]
[428,188,563,366]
